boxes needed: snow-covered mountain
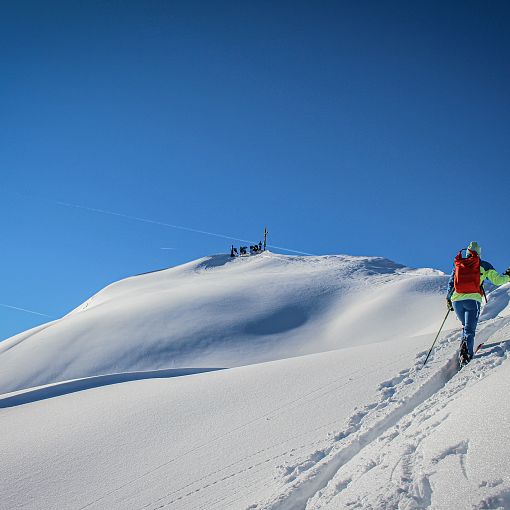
[2,251,510,510]
[0,251,448,394]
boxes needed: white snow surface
[2,252,510,510]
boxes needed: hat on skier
[467,241,482,257]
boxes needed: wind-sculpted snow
[0,251,449,393]
[0,367,222,409]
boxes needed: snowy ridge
[0,252,449,394]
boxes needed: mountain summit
[0,251,447,393]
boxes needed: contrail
[54,200,315,256]
[0,303,53,318]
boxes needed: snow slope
[262,312,510,510]
[2,252,510,510]
[0,337,425,510]
[2,299,510,510]
[0,252,450,394]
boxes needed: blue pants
[452,299,481,357]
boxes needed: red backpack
[454,249,481,294]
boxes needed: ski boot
[458,340,472,368]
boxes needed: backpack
[454,249,481,294]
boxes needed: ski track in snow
[70,316,510,510]
[254,316,510,510]
[67,342,425,510]
[86,347,421,510]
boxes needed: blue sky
[1,0,509,340]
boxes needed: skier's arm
[485,269,510,286]
[446,269,455,299]
[482,261,510,286]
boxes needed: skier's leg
[463,300,481,358]
[452,300,466,326]
[453,300,469,361]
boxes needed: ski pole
[481,283,488,304]
[422,309,451,368]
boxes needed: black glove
[505,267,510,277]
[446,298,454,311]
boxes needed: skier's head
[467,241,482,257]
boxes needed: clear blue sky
[1,0,509,340]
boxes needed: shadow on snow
[0,367,224,409]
